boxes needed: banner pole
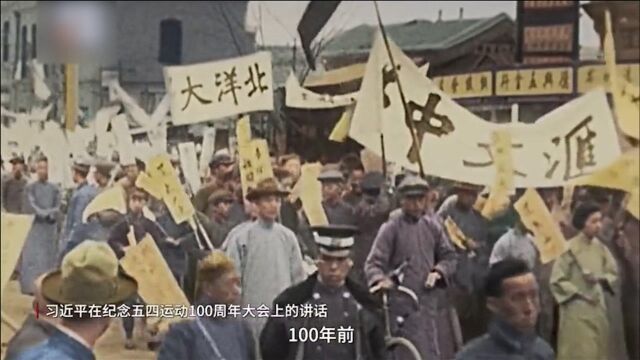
[373,1,426,178]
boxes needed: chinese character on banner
[137,154,195,224]
[514,188,567,263]
[543,116,598,181]
[238,139,274,199]
[164,51,273,125]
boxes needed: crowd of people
[1,147,638,360]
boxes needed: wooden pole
[1,310,20,332]
[64,63,78,131]
[373,1,426,178]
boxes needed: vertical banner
[64,63,78,131]
[141,154,195,224]
[482,130,515,219]
[294,163,328,226]
[199,127,217,177]
[1,214,34,300]
[120,235,190,331]
[238,139,274,198]
[514,188,567,263]
[111,114,136,166]
[178,142,202,193]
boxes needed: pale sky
[246,1,601,48]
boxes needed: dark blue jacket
[13,329,95,360]
[455,319,554,360]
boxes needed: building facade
[1,1,254,124]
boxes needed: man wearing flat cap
[1,154,28,213]
[59,157,98,257]
[437,181,490,342]
[12,241,138,360]
[205,189,235,248]
[92,159,115,191]
[224,178,306,351]
[298,165,357,259]
[193,153,236,213]
[261,224,386,360]
[351,171,392,286]
[366,176,457,360]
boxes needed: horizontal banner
[164,51,274,125]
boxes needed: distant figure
[1,154,28,213]
[20,156,61,295]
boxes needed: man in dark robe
[261,225,386,360]
[1,155,28,213]
[59,158,98,256]
[366,176,458,360]
[437,182,490,342]
[193,153,236,213]
[299,167,356,259]
[342,165,365,207]
[351,171,391,285]
[108,186,180,349]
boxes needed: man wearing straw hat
[13,241,138,360]
[224,178,306,351]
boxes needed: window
[158,18,182,65]
[2,21,9,62]
[31,24,36,58]
[21,25,27,77]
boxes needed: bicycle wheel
[386,336,423,360]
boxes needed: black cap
[361,171,384,191]
[209,153,234,168]
[317,169,344,183]
[311,225,359,257]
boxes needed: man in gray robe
[225,178,306,353]
[20,156,61,295]
[366,176,457,360]
[437,182,490,342]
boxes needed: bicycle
[370,260,423,360]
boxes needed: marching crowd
[1,147,638,360]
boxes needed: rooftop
[322,13,514,58]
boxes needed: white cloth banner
[285,73,358,109]
[42,122,73,187]
[111,114,136,166]
[350,31,621,188]
[199,127,217,176]
[30,59,51,101]
[93,105,120,158]
[285,64,429,110]
[164,51,274,125]
[178,142,202,193]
